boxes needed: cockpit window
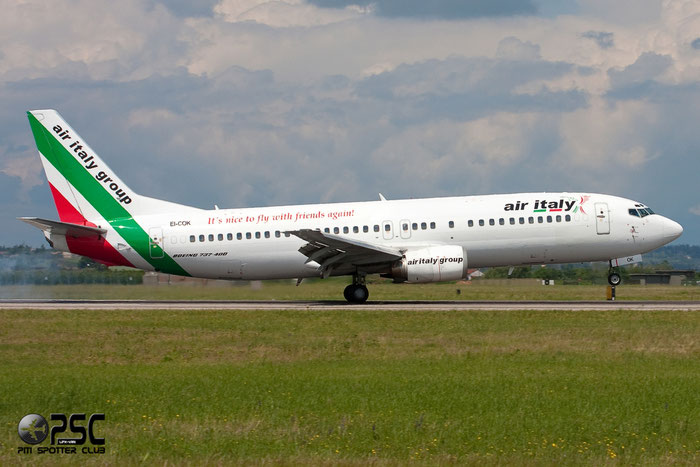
[630,205,655,217]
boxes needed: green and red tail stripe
[24,109,193,275]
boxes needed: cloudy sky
[1,0,699,246]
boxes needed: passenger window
[218,233,223,241]
[227,233,233,240]
[547,216,552,223]
[478,219,484,227]
[324,227,330,233]
[565,214,571,222]
[264,231,270,238]
[538,216,543,223]
[528,217,534,224]
[519,217,525,225]
[509,218,515,225]
[430,222,436,229]
[275,231,281,238]
[343,226,349,234]
[421,222,427,230]
[353,226,359,233]
[246,232,252,239]
[363,225,369,233]
[255,232,261,239]
[448,221,454,228]
[489,219,495,226]
[334,227,340,234]
[374,225,380,232]
[199,234,205,242]
[208,234,214,241]
[190,235,195,242]
[284,232,290,237]
[237,233,242,240]
[468,220,474,227]
[556,215,562,222]
[385,224,391,232]
[402,223,409,231]
[499,218,504,226]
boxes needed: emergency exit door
[149,227,164,258]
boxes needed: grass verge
[1,308,699,464]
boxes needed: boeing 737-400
[20,110,683,302]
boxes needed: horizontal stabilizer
[18,217,106,238]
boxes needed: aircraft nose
[661,217,683,241]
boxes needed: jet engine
[390,245,467,283]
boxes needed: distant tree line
[0,245,143,285]
[0,268,144,285]
[483,261,677,285]
[0,243,697,286]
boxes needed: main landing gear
[608,260,622,286]
[344,273,369,304]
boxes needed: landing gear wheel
[608,273,622,286]
[343,284,369,304]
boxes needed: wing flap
[288,229,402,276]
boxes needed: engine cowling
[390,245,467,283]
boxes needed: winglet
[379,193,387,201]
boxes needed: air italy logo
[17,412,105,455]
[504,195,590,214]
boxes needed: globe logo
[18,413,48,444]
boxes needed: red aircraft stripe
[48,183,135,267]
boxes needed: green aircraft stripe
[27,112,189,276]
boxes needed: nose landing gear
[608,260,622,286]
[344,272,369,303]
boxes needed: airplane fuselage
[116,192,678,281]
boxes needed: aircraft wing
[288,229,403,278]
[18,217,106,238]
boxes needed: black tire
[344,284,369,303]
[608,273,622,286]
[343,284,354,302]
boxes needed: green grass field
[1,279,699,301]
[1,307,699,465]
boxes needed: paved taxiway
[1,300,699,311]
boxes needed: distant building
[629,270,695,285]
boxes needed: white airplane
[20,110,683,303]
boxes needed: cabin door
[595,203,610,235]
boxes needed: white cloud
[0,155,44,198]
[496,37,541,60]
[213,0,369,27]
[0,0,184,81]
[556,98,658,172]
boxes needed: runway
[1,299,699,311]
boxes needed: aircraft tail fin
[26,109,196,224]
